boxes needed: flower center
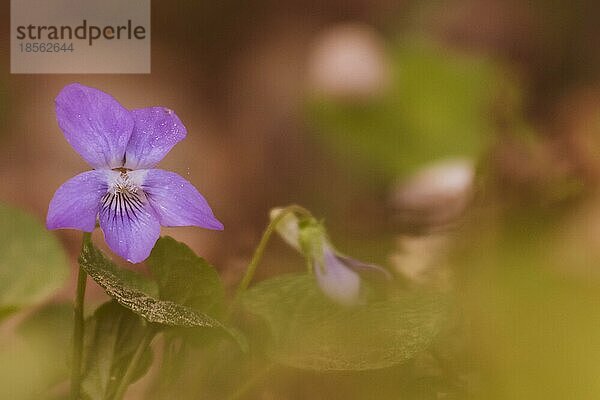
[111,171,138,194]
[101,170,146,223]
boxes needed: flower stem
[231,205,312,308]
[70,232,90,400]
[113,327,155,400]
[226,205,312,320]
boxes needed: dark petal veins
[99,192,160,263]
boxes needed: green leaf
[81,301,153,400]
[148,236,248,351]
[84,238,159,298]
[79,237,246,351]
[307,37,499,180]
[79,237,220,328]
[0,303,72,399]
[0,202,69,320]
[148,236,225,317]
[243,274,448,371]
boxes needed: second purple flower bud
[270,208,391,306]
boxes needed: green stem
[70,232,90,400]
[231,205,312,308]
[113,327,155,400]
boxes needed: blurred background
[2,0,600,399]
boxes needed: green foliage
[307,38,498,179]
[243,274,448,370]
[81,301,153,400]
[0,303,72,399]
[148,236,234,351]
[79,236,220,328]
[148,236,225,318]
[0,202,69,320]
[79,238,247,351]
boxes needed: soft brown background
[2,0,599,279]
[2,2,600,398]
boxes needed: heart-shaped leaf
[79,237,219,328]
[0,202,69,320]
[148,236,225,318]
[79,236,246,350]
[243,274,448,370]
[148,236,234,349]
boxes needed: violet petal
[139,169,223,230]
[55,83,134,169]
[46,170,108,232]
[124,107,187,169]
[315,244,361,306]
[99,197,161,263]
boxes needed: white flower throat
[101,169,148,222]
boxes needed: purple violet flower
[271,208,390,306]
[46,83,223,263]
[314,242,362,306]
